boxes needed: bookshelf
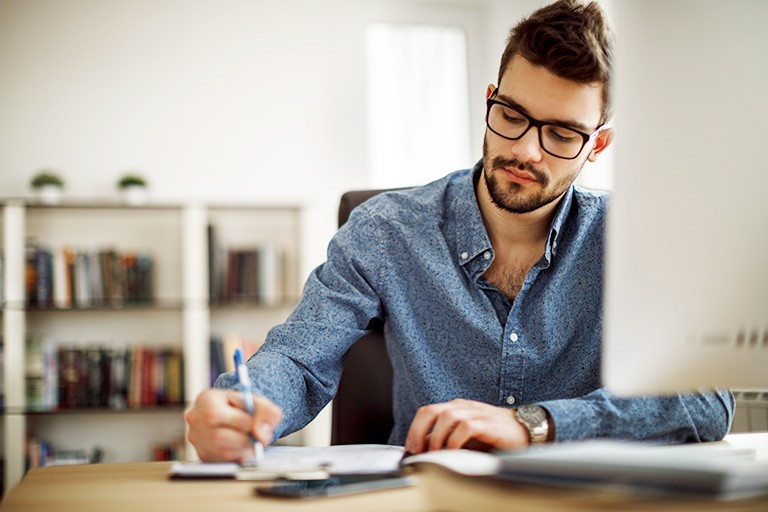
[1,199,303,495]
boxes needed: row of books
[26,437,98,471]
[152,436,187,462]
[209,335,263,386]
[25,243,154,309]
[208,225,286,306]
[26,338,183,411]
[26,435,186,470]
[7,239,286,309]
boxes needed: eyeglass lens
[487,103,586,159]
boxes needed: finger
[224,391,283,445]
[405,403,445,454]
[428,408,464,452]
[444,419,479,450]
[252,396,283,444]
[217,391,257,432]
[186,419,253,463]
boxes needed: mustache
[491,156,549,186]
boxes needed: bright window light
[366,23,472,189]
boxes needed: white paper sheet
[169,444,405,479]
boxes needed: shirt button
[510,332,519,342]
[461,251,469,260]
[506,395,516,405]
[483,251,491,260]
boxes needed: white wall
[0,0,366,203]
[0,0,613,267]
[0,0,504,272]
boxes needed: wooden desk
[3,434,768,512]
[0,462,430,512]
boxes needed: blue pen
[234,348,265,466]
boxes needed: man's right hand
[184,389,283,463]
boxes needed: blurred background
[0,0,613,270]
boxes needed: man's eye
[502,110,526,125]
[547,127,579,143]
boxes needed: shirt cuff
[540,397,599,442]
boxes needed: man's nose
[512,126,544,162]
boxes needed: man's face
[482,55,610,214]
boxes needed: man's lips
[501,166,538,185]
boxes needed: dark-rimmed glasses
[485,91,603,160]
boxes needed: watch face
[518,405,547,424]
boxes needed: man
[185,0,733,462]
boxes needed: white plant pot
[35,185,63,205]
[121,185,148,206]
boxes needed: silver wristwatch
[515,404,549,444]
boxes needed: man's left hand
[404,398,530,454]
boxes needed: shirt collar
[452,160,492,267]
[545,184,575,263]
[452,160,576,267]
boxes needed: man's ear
[587,127,615,162]
[486,84,496,101]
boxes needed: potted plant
[29,170,65,205]
[117,173,149,205]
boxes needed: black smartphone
[256,474,416,499]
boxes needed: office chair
[330,188,407,445]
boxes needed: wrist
[515,404,552,445]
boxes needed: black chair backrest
[330,189,406,445]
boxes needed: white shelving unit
[1,199,304,495]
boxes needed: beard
[482,136,587,214]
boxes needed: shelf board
[5,300,186,312]
[20,404,186,416]
[209,297,299,310]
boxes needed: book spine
[209,337,225,387]
[58,348,78,409]
[53,248,69,309]
[25,336,45,410]
[108,346,128,409]
[35,248,53,308]
[0,253,4,308]
[25,244,38,307]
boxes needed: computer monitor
[602,0,768,395]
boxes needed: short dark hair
[499,0,614,124]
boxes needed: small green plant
[30,171,64,189]
[117,174,147,188]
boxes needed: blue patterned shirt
[215,163,733,445]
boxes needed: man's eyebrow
[495,92,594,133]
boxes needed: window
[366,23,472,188]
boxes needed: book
[74,251,91,308]
[61,348,83,408]
[209,337,226,386]
[25,336,46,410]
[108,346,129,409]
[0,253,4,307]
[0,339,5,410]
[404,441,768,501]
[86,347,108,407]
[257,244,283,306]
[52,249,69,309]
